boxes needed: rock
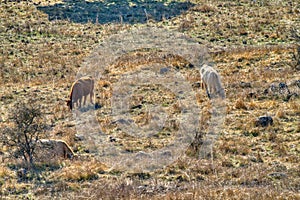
[263,88,269,95]
[109,136,116,142]
[75,134,85,141]
[247,92,257,98]
[240,81,252,88]
[255,116,273,127]
[268,172,287,180]
[264,82,293,99]
[192,82,201,88]
[278,82,290,94]
[131,104,142,109]
[279,82,288,89]
[269,83,278,93]
[160,67,170,74]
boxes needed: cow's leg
[63,146,67,159]
[90,91,94,104]
[78,97,82,108]
[74,101,77,109]
[209,84,215,99]
[201,80,205,90]
[209,85,215,99]
[204,83,211,99]
[83,95,87,106]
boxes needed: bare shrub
[0,99,47,167]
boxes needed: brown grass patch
[49,160,108,182]
[234,98,248,110]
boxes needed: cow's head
[66,100,72,110]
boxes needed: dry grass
[0,0,299,199]
[49,159,108,182]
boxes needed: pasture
[0,0,299,199]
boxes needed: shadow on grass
[37,0,194,24]
[8,162,61,183]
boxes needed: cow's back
[201,65,214,82]
[77,76,94,96]
[70,76,94,101]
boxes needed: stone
[255,116,273,127]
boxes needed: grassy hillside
[0,0,299,199]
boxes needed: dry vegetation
[0,0,299,199]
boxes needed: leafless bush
[0,99,47,167]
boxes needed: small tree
[0,100,46,166]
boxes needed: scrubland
[0,0,299,199]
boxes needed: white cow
[200,64,225,99]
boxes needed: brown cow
[66,76,94,110]
[200,64,225,99]
[37,139,75,159]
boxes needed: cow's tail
[67,82,75,110]
[69,83,74,101]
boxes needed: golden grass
[0,0,299,199]
[49,160,108,182]
[0,165,15,179]
[234,98,248,110]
